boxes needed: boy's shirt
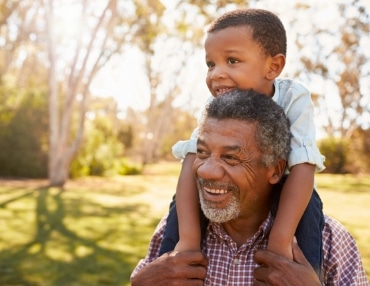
[172,78,325,172]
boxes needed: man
[131,90,369,285]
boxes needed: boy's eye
[206,61,215,68]
[228,58,239,64]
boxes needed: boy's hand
[266,238,293,261]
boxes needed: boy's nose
[209,66,226,80]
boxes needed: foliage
[293,0,370,138]
[160,109,198,160]
[70,119,132,177]
[0,89,48,178]
[318,137,349,174]
[70,97,142,177]
[342,127,370,174]
[319,128,370,174]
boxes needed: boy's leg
[270,176,324,278]
[159,196,209,255]
[295,189,324,277]
[159,195,179,255]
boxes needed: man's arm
[253,239,321,286]
[131,251,208,286]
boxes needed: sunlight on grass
[316,173,370,277]
[0,164,369,285]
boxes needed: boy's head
[207,9,287,57]
[205,9,287,98]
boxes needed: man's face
[193,118,275,223]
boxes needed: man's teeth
[204,187,228,194]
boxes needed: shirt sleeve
[172,96,214,160]
[130,216,166,279]
[275,80,325,172]
[322,216,369,285]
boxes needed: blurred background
[0,0,370,285]
[0,0,369,181]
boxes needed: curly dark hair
[203,89,291,166]
[207,8,287,57]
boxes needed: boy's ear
[266,54,285,81]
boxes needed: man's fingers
[253,264,268,281]
[185,263,208,280]
[169,250,209,267]
[254,248,282,266]
[167,250,208,280]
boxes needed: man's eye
[196,148,208,158]
[223,155,239,164]
[228,58,239,64]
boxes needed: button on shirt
[131,214,369,285]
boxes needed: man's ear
[265,54,285,81]
[268,159,287,184]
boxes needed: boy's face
[205,26,275,97]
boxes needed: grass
[0,162,369,285]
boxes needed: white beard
[198,189,240,223]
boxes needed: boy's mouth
[214,87,234,96]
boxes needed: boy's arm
[175,153,201,251]
[278,82,324,172]
[172,97,213,251]
[267,163,315,259]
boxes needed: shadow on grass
[0,184,160,286]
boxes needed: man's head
[205,9,287,98]
[193,89,290,223]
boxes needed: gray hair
[203,89,291,166]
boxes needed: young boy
[159,8,325,275]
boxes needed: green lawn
[0,162,369,285]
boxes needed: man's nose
[197,157,225,180]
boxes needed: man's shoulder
[322,214,359,261]
[323,215,352,236]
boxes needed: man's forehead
[200,118,256,144]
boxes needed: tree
[293,0,370,139]
[43,0,133,186]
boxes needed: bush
[0,90,48,178]
[116,159,141,175]
[318,137,349,174]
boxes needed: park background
[0,0,369,285]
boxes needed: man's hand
[131,251,208,286]
[253,240,321,286]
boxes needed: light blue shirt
[172,78,325,172]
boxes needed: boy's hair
[207,9,287,57]
[203,89,291,167]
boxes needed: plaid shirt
[131,214,369,285]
